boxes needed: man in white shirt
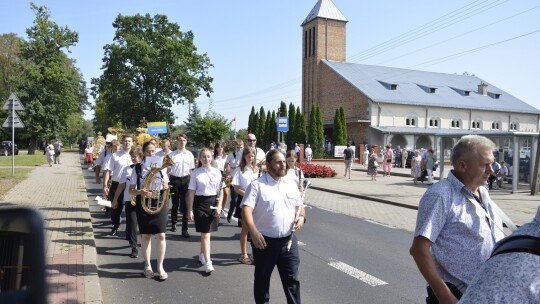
[304,144,313,164]
[103,135,134,236]
[242,149,306,304]
[155,138,172,159]
[225,139,244,223]
[246,133,265,167]
[168,134,195,237]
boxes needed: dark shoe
[171,225,177,232]
[227,217,231,223]
[181,231,190,238]
[110,228,118,236]
[129,247,138,258]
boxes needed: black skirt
[234,195,244,219]
[136,195,168,234]
[194,195,219,233]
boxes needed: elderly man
[246,133,266,166]
[410,135,505,303]
[242,149,306,304]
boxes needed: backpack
[490,235,540,259]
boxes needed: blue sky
[1,0,539,130]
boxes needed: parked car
[0,141,19,156]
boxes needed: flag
[231,117,236,123]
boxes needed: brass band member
[231,147,259,265]
[129,141,170,280]
[242,149,306,304]
[111,145,141,258]
[103,136,134,235]
[168,134,195,237]
[186,148,227,273]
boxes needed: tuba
[140,154,174,214]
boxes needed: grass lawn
[0,152,48,167]
[0,168,33,197]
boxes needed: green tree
[339,106,347,145]
[189,109,230,148]
[248,106,256,134]
[333,107,347,145]
[16,4,88,154]
[65,112,85,148]
[285,102,296,147]
[309,105,324,158]
[258,106,266,148]
[263,110,272,148]
[270,110,277,146]
[0,33,23,101]
[184,102,202,142]
[91,13,213,130]
[294,106,307,145]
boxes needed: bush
[297,163,337,178]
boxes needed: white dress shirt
[188,166,224,196]
[231,166,258,190]
[213,154,227,172]
[119,165,133,201]
[103,150,133,182]
[241,174,302,238]
[225,149,243,170]
[169,149,195,177]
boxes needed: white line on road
[328,259,388,287]
[364,219,397,229]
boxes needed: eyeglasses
[247,139,256,142]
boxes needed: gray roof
[371,126,539,137]
[301,0,347,26]
[323,60,540,115]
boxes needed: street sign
[277,117,289,132]
[148,121,167,134]
[3,93,24,110]
[2,112,24,128]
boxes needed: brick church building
[301,0,540,159]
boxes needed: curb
[310,186,418,210]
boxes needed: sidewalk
[310,161,540,226]
[0,152,102,304]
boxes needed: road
[84,164,425,304]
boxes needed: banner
[334,145,356,158]
[148,122,167,134]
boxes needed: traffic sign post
[3,93,24,176]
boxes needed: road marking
[298,241,306,246]
[328,259,388,287]
[364,219,396,229]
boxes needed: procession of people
[88,128,537,303]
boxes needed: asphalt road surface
[86,178,425,304]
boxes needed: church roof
[301,0,348,26]
[323,60,540,115]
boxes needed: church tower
[301,0,347,122]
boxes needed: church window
[428,118,440,128]
[406,116,417,127]
[304,30,308,59]
[451,119,461,129]
[311,27,316,56]
[510,122,518,131]
[491,121,501,130]
[471,121,481,129]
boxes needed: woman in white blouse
[231,147,259,265]
[285,150,304,196]
[212,142,227,172]
[129,141,170,280]
[187,148,226,273]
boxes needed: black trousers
[426,282,463,303]
[170,175,190,232]
[227,185,238,219]
[124,201,138,247]
[251,234,300,304]
[108,181,125,229]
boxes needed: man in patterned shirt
[410,135,505,303]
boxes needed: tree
[258,106,266,148]
[270,110,277,146]
[188,109,231,148]
[65,112,85,148]
[248,106,256,134]
[184,102,202,142]
[285,102,296,147]
[309,105,324,158]
[333,106,346,145]
[339,106,348,144]
[91,13,213,130]
[16,4,88,154]
[264,110,273,149]
[0,33,23,101]
[294,106,307,145]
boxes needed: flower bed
[297,163,337,178]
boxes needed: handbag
[432,163,439,171]
[374,161,379,167]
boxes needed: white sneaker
[198,253,206,265]
[204,261,214,273]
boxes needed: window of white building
[451,119,461,129]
